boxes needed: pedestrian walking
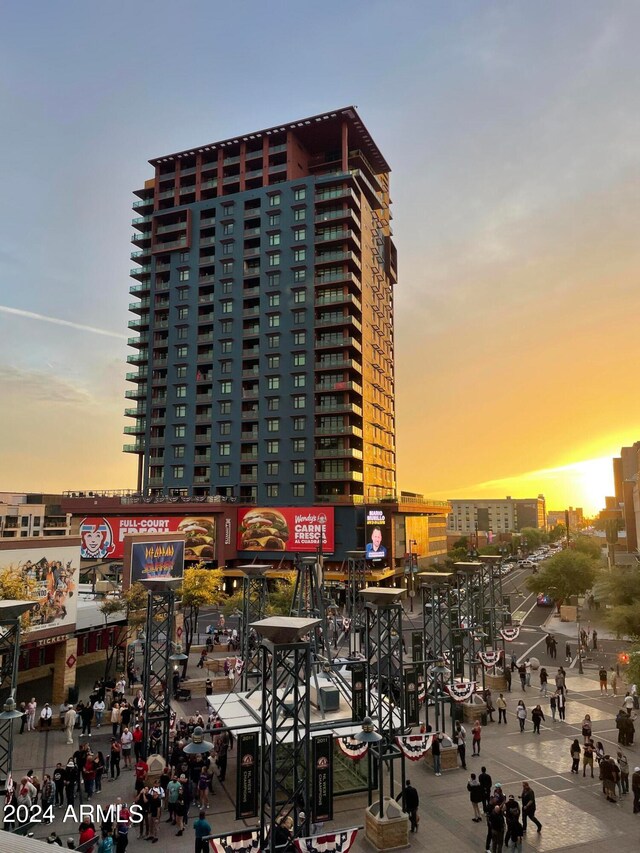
[617,750,629,795]
[611,668,619,697]
[504,795,521,848]
[565,642,571,663]
[516,701,527,733]
[518,664,526,692]
[633,766,640,813]
[581,714,593,744]
[27,698,37,732]
[478,766,492,811]
[504,666,511,692]
[531,705,545,734]
[549,635,557,659]
[120,727,133,769]
[521,781,542,833]
[471,719,482,756]
[549,691,557,721]
[110,738,121,780]
[497,693,507,724]
[193,810,212,853]
[583,740,595,778]
[488,804,505,852]
[64,705,77,745]
[570,740,581,773]
[601,754,619,803]
[525,658,532,687]
[399,779,419,832]
[431,731,443,776]
[557,689,566,721]
[93,698,105,728]
[539,667,548,697]
[599,667,608,696]
[467,773,483,821]
[111,704,121,738]
[454,722,467,769]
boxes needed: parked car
[536,593,554,607]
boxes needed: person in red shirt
[79,819,97,851]
[134,758,149,794]
[132,724,144,761]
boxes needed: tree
[97,582,147,679]
[595,566,640,639]
[548,524,566,543]
[570,535,603,561]
[266,575,296,616]
[444,546,470,568]
[625,645,640,686]
[520,527,547,550]
[453,537,469,550]
[177,565,226,672]
[0,566,38,629]
[526,550,598,604]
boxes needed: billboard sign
[364,508,391,562]
[236,731,259,819]
[0,541,79,638]
[130,540,185,585]
[237,507,334,553]
[80,516,216,561]
[312,734,333,822]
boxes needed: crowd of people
[466,771,542,852]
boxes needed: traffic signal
[618,652,630,666]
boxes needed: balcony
[223,154,241,166]
[316,293,361,311]
[194,432,212,444]
[269,143,287,154]
[129,297,151,312]
[244,227,261,238]
[195,414,212,424]
[268,163,286,176]
[315,271,360,287]
[195,454,211,464]
[148,478,164,488]
[197,332,214,343]
[315,470,364,481]
[124,422,146,435]
[156,221,187,235]
[242,306,260,318]
[315,424,363,438]
[243,247,260,258]
[130,266,151,279]
[199,274,215,285]
[314,335,362,353]
[128,333,149,348]
[240,473,257,483]
[241,409,258,420]
[128,316,149,330]
[180,184,196,195]
[240,452,259,461]
[124,407,145,418]
[196,392,213,403]
[245,168,263,180]
[132,197,153,211]
[315,228,361,250]
[201,179,218,191]
[126,369,148,382]
[193,475,211,484]
[314,448,363,460]
[158,189,175,200]
[223,175,240,186]
[154,238,188,252]
[123,442,145,453]
[314,208,360,226]
[315,250,360,268]
[315,357,362,374]
[315,315,362,333]
[130,282,151,295]
[315,380,363,395]
[315,187,359,204]
[315,402,363,416]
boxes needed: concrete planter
[365,798,409,850]
[486,673,507,691]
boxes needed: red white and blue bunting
[337,736,369,761]
[395,734,433,761]
[444,680,477,703]
[477,650,503,669]
[209,830,260,853]
[294,828,360,853]
[500,627,520,642]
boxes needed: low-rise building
[447,495,546,535]
[0,492,71,538]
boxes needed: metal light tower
[292,553,329,657]
[0,601,34,793]
[418,574,454,733]
[237,564,270,692]
[254,617,318,853]
[345,551,367,654]
[362,587,407,817]
[141,578,179,760]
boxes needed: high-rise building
[125,108,396,505]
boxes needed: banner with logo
[80,515,217,561]
[312,734,333,822]
[404,668,420,727]
[237,507,334,553]
[351,664,366,722]
[236,732,259,819]
[411,631,423,675]
[130,540,185,584]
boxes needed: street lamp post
[576,598,584,675]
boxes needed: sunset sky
[1,2,638,515]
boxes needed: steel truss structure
[345,551,367,654]
[238,565,269,692]
[141,579,178,760]
[0,608,25,792]
[417,573,455,734]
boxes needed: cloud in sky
[0,305,127,340]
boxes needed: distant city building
[447,495,546,535]
[0,492,71,538]
[612,441,640,553]
[547,507,584,530]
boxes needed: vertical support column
[292,554,329,658]
[238,564,269,691]
[255,618,317,853]
[141,579,178,761]
[0,602,34,793]
[341,120,349,173]
[52,638,78,706]
[345,550,366,654]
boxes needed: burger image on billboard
[239,509,289,551]
[178,517,216,560]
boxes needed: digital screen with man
[366,526,387,559]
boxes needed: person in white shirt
[64,705,77,745]
[40,702,53,729]
[120,727,133,769]
[27,698,37,732]
[93,699,105,727]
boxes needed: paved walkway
[5,665,639,852]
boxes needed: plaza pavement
[5,662,639,853]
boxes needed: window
[266,418,280,432]
[292,309,305,323]
[173,466,184,478]
[221,260,234,273]
[268,252,281,267]
[175,425,186,438]
[222,203,234,215]
[294,187,306,201]
[267,355,280,368]
[218,464,230,477]
[293,417,305,431]
[221,280,233,294]
[266,484,279,497]
[221,300,233,314]
[221,340,233,353]
[267,397,280,411]
[219,443,231,456]
[293,331,306,345]
[218,422,231,436]
[266,440,280,454]
[267,334,280,349]
[292,438,306,452]
[175,405,186,417]
[266,462,279,476]
[267,376,280,390]
[222,241,234,255]
[294,208,306,222]
[293,374,306,388]
[177,307,189,319]
[177,287,189,301]
[293,269,307,283]
[220,360,232,374]
[220,320,233,333]
[293,461,305,475]
[176,326,188,339]
[294,248,306,262]
[176,365,187,378]
[292,483,305,497]
[219,401,231,414]
[293,353,306,366]
[179,269,190,281]
[179,251,189,262]
[176,385,187,398]
[220,381,232,394]
[269,193,281,207]
[268,314,280,328]
[268,213,280,227]
[268,233,281,247]
[174,446,185,458]
[293,289,306,303]
[293,227,306,241]
[223,222,234,235]
[268,292,280,308]
[292,395,306,409]
[268,271,281,286]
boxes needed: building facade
[0,492,71,539]
[447,495,547,535]
[547,507,584,530]
[125,107,396,506]
[612,441,640,553]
